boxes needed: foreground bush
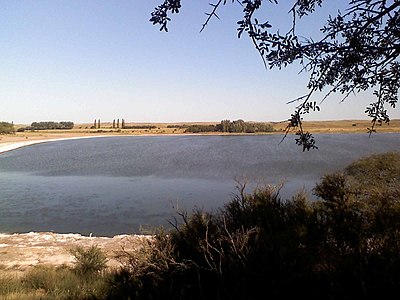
[108,151,400,300]
[0,246,110,300]
[70,245,108,276]
[0,265,109,300]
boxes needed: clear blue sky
[1,0,398,124]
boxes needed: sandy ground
[0,232,151,274]
[0,136,108,154]
[0,134,126,154]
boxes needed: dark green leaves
[150,0,182,32]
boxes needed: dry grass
[272,119,400,133]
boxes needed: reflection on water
[0,134,399,236]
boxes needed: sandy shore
[0,232,151,273]
[0,132,237,155]
[0,135,111,154]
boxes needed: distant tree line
[167,124,188,129]
[185,119,275,133]
[112,118,126,129]
[92,118,133,129]
[17,121,74,132]
[122,125,157,130]
[184,124,217,133]
[0,121,15,134]
[92,119,101,129]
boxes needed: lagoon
[0,134,399,236]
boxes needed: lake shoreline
[2,119,400,154]
[0,130,293,154]
[0,133,242,154]
[0,135,109,154]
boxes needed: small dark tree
[113,119,116,129]
[220,119,231,132]
[98,119,101,129]
[0,121,15,134]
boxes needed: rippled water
[0,134,399,236]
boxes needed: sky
[1,0,399,125]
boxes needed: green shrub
[70,245,108,276]
[184,125,217,133]
[0,121,15,134]
[345,151,400,195]
[29,121,74,130]
[122,125,157,130]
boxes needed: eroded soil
[0,232,150,274]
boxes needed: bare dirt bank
[0,232,150,274]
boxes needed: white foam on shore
[0,135,110,154]
[0,231,152,240]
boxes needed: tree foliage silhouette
[150,0,399,151]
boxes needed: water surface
[0,134,399,236]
